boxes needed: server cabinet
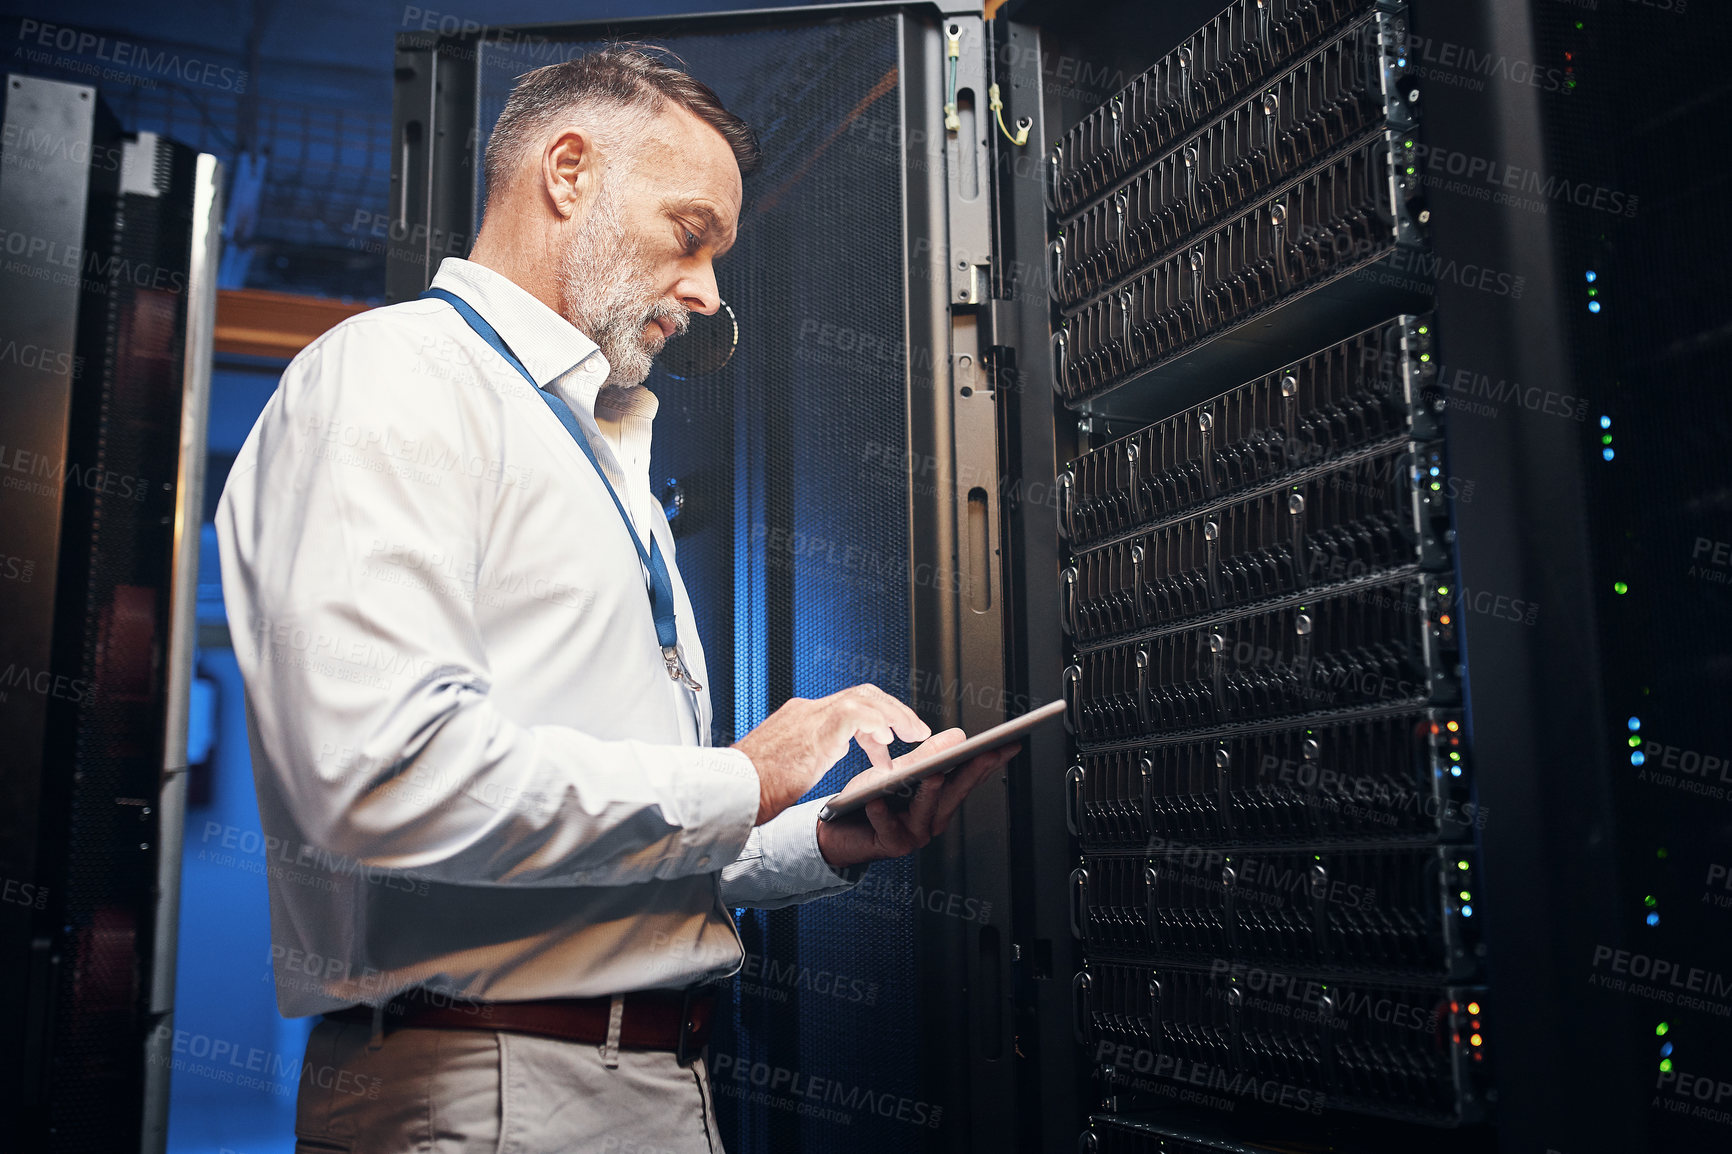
[0,76,222,1153]
[390,1,1730,1152]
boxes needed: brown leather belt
[325,987,716,1065]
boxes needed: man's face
[556,104,742,387]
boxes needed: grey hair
[482,43,760,203]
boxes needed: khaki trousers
[293,1017,724,1154]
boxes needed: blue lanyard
[420,287,701,692]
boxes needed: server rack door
[389,7,1022,1152]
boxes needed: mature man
[217,46,1013,1154]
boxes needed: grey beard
[556,189,687,387]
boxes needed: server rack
[0,76,222,1153]
[390,1,1727,1151]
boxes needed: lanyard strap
[419,286,699,691]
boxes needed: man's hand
[733,685,932,826]
[814,729,1020,871]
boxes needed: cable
[944,24,961,133]
[988,83,1031,147]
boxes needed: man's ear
[542,129,600,220]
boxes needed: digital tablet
[817,699,1067,822]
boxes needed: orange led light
[1452,1033,1461,1044]
[1470,1033,1483,1047]
[1447,721,1460,733]
[1440,614,1452,625]
[1432,724,1442,736]
[1468,1002,1481,1015]
[1450,1002,1460,1014]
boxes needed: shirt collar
[428,257,660,427]
[428,255,608,386]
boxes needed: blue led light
[1632,751,1646,766]
[1603,448,1616,461]
[1429,466,1441,476]
[1589,301,1603,314]
[1450,766,1462,777]
[1398,57,1408,67]
[1647,912,1661,926]
[1662,1042,1674,1057]
[1461,905,1474,917]
[1628,716,1641,731]
[1586,271,1597,282]
[1601,415,1612,429]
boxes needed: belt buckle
[675,987,699,1067]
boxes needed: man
[217,45,1014,1154]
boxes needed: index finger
[838,684,931,745]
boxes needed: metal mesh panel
[479,18,915,1153]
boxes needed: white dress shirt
[217,257,858,1017]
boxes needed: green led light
[1614,581,1629,595]
[1418,325,1429,334]
[1438,585,1450,595]
[1588,288,1597,297]
[1460,891,1472,901]
[1406,166,1416,175]
[1628,735,1642,748]
[1602,434,1614,445]
[1430,481,1442,492]
[1405,140,1414,149]
[1420,353,1432,362]
[1645,895,1658,908]
[1661,1059,1674,1073]
[1449,751,1462,761]
[1576,20,1585,28]
[1457,860,1470,871]
[1658,848,1669,859]
[1657,1022,1670,1036]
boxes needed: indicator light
[1632,752,1646,766]
[1450,766,1462,777]
[1647,912,1660,926]
[1657,1022,1670,1036]
[1447,720,1460,732]
[1628,717,1641,730]
[1418,325,1429,334]
[1661,1042,1673,1058]
[1457,860,1469,871]
[1460,891,1472,901]
[1431,481,1442,491]
[1589,301,1602,313]
[1470,1033,1482,1047]
[1462,904,1474,916]
[1421,353,1431,362]
[1430,466,1440,476]
[1628,736,1641,748]
[1451,1002,1460,1014]
[1440,614,1452,625]
[1467,1002,1481,1015]
[1586,271,1597,282]
[1601,415,1612,429]
[1644,895,1657,907]
[1603,448,1615,461]
[1438,585,1450,595]
[1661,1059,1673,1073]
[1614,581,1629,594]
[1602,434,1613,445]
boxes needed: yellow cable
[988,83,1031,147]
